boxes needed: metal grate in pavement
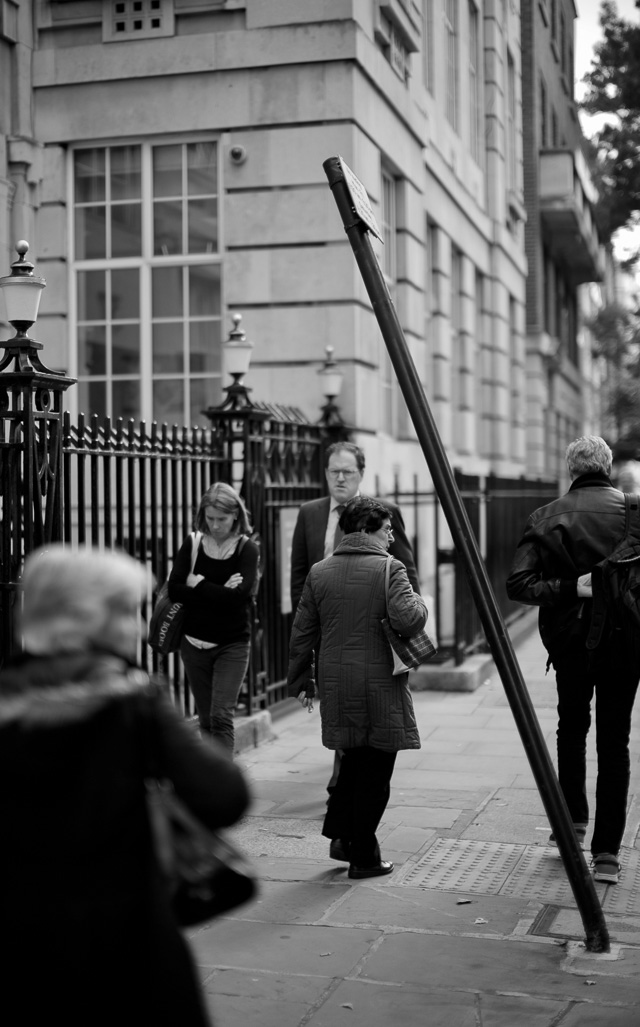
[400,838,640,909]
[600,849,640,916]
[500,845,576,903]
[401,838,525,894]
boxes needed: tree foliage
[581,1,640,239]
[587,300,640,439]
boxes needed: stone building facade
[0,1,607,492]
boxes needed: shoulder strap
[237,535,247,553]
[189,531,202,574]
[384,555,392,611]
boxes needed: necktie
[333,504,345,551]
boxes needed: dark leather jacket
[506,473,626,655]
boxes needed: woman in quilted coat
[287,496,426,879]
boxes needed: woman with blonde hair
[0,544,250,1026]
[169,482,260,752]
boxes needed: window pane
[75,207,106,260]
[153,144,182,198]
[187,142,217,195]
[111,145,141,201]
[189,377,222,424]
[112,324,140,374]
[111,268,139,320]
[153,378,184,425]
[189,265,220,316]
[112,379,140,421]
[77,270,106,321]
[153,322,184,373]
[188,198,218,253]
[154,199,183,255]
[74,149,105,204]
[153,266,183,317]
[189,320,221,374]
[111,202,142,257]
[78,326,106,375]
[77,379,106,419]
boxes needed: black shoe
[348,860,394,880]
[329,839,350,862]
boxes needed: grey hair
[18,544,150,655]
[565,436,613,480]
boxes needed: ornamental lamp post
[203,310,268,522]
[0,241,76,666]
[317,345,350,443]
[218,312,255,411]
[202,312,269,710]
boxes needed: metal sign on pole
[322,155,609,953]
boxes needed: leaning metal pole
[323,156,609,953]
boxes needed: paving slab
[229,879,350,924]
[380,803,461,828]
[304,981,565,1027]
[465,809,553,844]
[231,817,326,859]
[191,919,381,977]
[359,932,640,1003]
[560,1008,640,1027]
[201,968,333,1027]
[382,786,491,809]
[321,883,537,936]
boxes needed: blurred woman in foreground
[0,545,250,1027]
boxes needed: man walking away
[506,436,640,885]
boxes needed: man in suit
[290,441,420,613]
[290,441,421,808]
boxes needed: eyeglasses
[383,526,394,536]
[327,469,359,480]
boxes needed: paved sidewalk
[189,626,640,1026]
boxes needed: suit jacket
[290,494,420,612]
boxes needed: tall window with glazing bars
[71,140,222,425]
[445,0,458,129]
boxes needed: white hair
[18,545,150,655]
[565,436,613,480]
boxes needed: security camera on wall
[229,145,247,165]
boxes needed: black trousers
[322,746,397,867]
[552,629,640,856]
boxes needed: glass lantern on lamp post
[218,312,255,411]
[0,240,54,374]
[318,345,350,442]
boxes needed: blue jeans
[180,637,250,752]
[553,629,640,855]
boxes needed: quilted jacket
[287,533,426,752]
[505,472,627,657]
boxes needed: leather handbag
[380,556,437,675]
[141,683,257,927]
[148,531,202,655]
[146,779,257,927]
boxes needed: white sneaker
[591,853,620,885]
